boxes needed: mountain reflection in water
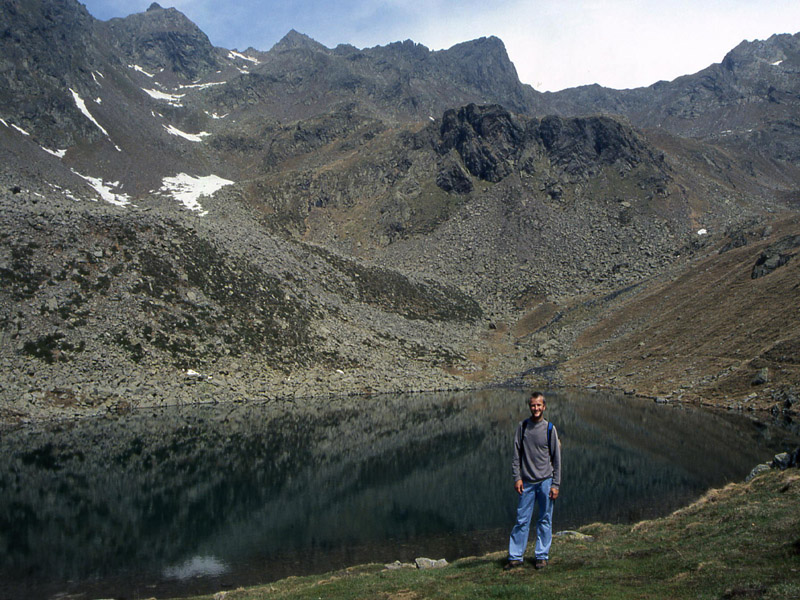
[0,389,796,600]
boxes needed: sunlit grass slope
[180,468,800,600]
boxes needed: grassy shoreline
[175,468,800,600]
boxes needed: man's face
[528,397,545,420]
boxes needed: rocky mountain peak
[721,32,799,72]
[444,36,517,76]
[437,36,530,113]
[272,29,329,53]
[103,3,219,80]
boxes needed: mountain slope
[561,213,800,415]
[0,0,799,422]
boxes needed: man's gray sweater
[511,418,561,488]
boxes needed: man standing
[505,392,561,570]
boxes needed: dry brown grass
[563,213,800,411]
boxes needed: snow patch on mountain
[156,173,234,216]
[143,88,185,106]
[11,124,30,136]
[42,147,67,158]
[129,64,155,78]
[178,81,227,90]
[228,50,260,65]
[71,170,131,207]
[163,124,210,142]
[70,88,109,137]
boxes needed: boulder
[751,367,770,386]
[751,235,800,278]
[435,159,474,194]
[745,463,771,482]
[415,557,448,569]
[385,560,415,570]
[773,447,800,470]
[773,452,792,470]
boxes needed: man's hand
[514,479,524,495]
[549,487,559,500]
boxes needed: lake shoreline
[1,379,794,432]
[163,467,800,600]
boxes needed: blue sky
[81,0,800,91]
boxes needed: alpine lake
[1,389,797,600]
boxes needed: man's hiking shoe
[534,559,548,569]
[504,560,523,570]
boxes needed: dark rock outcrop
[438,104,526,182]
[436,103,654,184]
[751,234,800,278]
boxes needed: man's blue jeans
[508,477,554,561]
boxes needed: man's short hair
[529,391,545,404]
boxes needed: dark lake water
[0,389,797,600]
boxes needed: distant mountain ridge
[2,1,798,169]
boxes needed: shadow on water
[0,389,797,599]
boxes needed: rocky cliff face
[0,0,108,145]
[99,2,223,82]
[537,32,800,190]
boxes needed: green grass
[177,470,800,600]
